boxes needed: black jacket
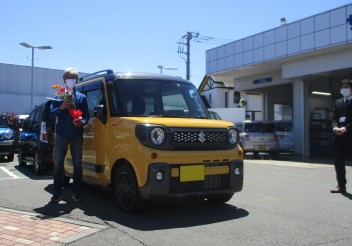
[332,97,352,132]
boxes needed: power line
[177,31,234,80]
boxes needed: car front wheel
[34,150,43,175]
[18,149,26,166]
[113,164,144,213]
[7,153,14,162]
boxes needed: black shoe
[330,186,346,193]
[72,194,83,202]
[51,194,63,202]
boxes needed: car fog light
[155,171,163,181]
[234,167,240,175]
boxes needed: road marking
[0,167,20,179]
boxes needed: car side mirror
[94,105,105,118]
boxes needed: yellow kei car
[63,70,243,212]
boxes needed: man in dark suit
[331,79,352,193]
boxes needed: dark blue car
[0,115,15,162]
[18,100,55,175]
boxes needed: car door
[20,109,38,155]
[80,80,108,184]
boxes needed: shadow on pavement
[33,182,249,231]
[342,192,352,200]
[13,164,53,180]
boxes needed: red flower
[69,109,82,119]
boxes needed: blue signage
[347,15,352,30]
[253,77,272,85]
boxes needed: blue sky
[1,0,352,87]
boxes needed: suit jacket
[332,97,352,132]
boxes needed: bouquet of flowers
[50,84,82,124]
[51,84,75,108]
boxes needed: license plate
[278,136,285,140]
[180,165,205,182]
[256,145,267,150]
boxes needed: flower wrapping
[51,84,75,107]
[69,109,82,119]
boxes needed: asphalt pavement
[0,156,351,245]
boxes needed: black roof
[78,69,190,84]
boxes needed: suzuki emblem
[198,131,206,143]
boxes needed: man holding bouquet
[49,67,89,202]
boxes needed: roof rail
[79,69,114,82]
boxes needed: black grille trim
[170,128,234,150]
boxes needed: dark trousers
[333,134,352,188]
[53,134,83,196]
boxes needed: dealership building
[199,3,352,158]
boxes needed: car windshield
[244,122,274,133]
[0,116,9,128]
[274,122,292,131]
[115,79,209,118]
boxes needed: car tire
[207,194,234,204]
[113,164,144,213]
[34,150,43,175]
[18,149,26,166]
[7,153,14,162]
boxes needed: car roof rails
[79,69,114,82]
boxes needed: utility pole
[178,31,197,81]
[186,32,192,81]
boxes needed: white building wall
[282,48,352,78]
[206,4,352,74]
[0,63,87,114]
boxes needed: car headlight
[136,124,171,149]
[4,129,14,140]
[150,128,164,145]
[228,128,239,145]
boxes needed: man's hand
[334,127,346,136]
[59,101,72,110]
[73,117,83,127]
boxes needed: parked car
[208,110,222,120]
[0,115,15,162]
[18,100,55,175]
[236,121,279,158]
[61,70,243,213]
[13,114,29,150]
[273,121,295,153]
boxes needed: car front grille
[173,131,227,143]
[170,128,232,150]
[170,174,229,194]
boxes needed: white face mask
[340,88,351,98]
[65,79,76,89]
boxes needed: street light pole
[20,42,53,110]
[157,65,178,74]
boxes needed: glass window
[86,90,102,117]
[0,116,8,127]
[116,79,209,118]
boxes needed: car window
[0,116,8,128]
[244,123,263,132]
[244,122,274,133]
[274,122,292,131]
[33,107,42,124]
[263,123,274,133]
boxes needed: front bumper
[139,160,243,200]
[0,140,15,155]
